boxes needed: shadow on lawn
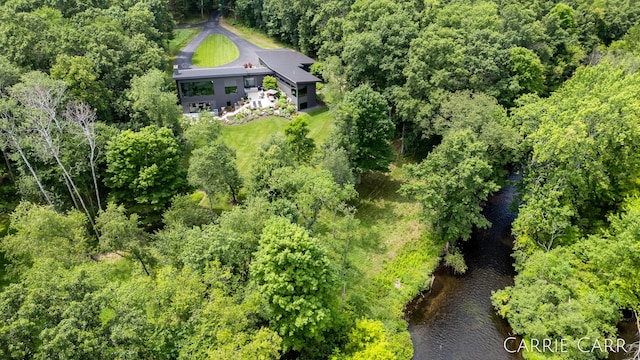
[352,170,414,255]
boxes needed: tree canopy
[333,84,394,175]
[1,0,640,359]
[251,217,337,353]
[105,126,187,215]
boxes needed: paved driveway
[174,12,264,70]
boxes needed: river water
[405,181,522,360]
[405,180,639,360]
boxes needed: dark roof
[173,67,273,81]
[256,50,321,84]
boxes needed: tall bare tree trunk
[89,146,101,211]
[65,102,102,211]
[60,169,80,210]
[39,131,94,226]
[1,126,53,205]
[2,149,15,182]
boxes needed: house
[173,49,321,114]
[255,50,320,110]
[173,67,273,113]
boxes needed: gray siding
[296,83,317,109]
[277,80,294,102]
[177,77,245,113]
[176,73,316,112]
[275,81,317,110]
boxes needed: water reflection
[405,181,522,360]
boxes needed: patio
[245,88,274,109]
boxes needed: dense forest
[0,0,639,359]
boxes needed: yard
[192,34,239,67]
[220,106,334,176]
[169,28,203,58]
[219,16,285,49]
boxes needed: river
[405,180,522,360]
[404,179,639,360]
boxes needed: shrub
[310,62,323,79]
[263,76,277,90]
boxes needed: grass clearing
[347,165,441,356]
[169,27,203,58]
[210,107,334,212]
[192,34,239,68]
[298,107,334,145]
[220,16,285,49]
[220,107,334,176]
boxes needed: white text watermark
[504,337,628,354]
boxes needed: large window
[244,77,256,88]
[298,86,307,97]
[181,81,214,97]
[224,79,238,94]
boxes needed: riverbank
[406,178,520,360]
[347,167,443,358]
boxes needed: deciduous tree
[284,116,315,164]
[126,69,182,131]
[251,217,337,353]
[1,202,89,273]
[105,126,186,214]
[187,142,243,214]
[95,203,153,276]
[401,130,499,244]
[334,84,393,176]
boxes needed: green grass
[192,34,239,68]
[346,165,441,358]
[220,107,334,176]
[298,107,334,145]
[220,16,285,49]
[306,160,440,358]
[169,28,203,57]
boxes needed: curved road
[174,12,264,70]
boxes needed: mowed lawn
[219,16,285,49]
[220,106,334,176]
[192,34,239,67]
[169,28,202,58]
